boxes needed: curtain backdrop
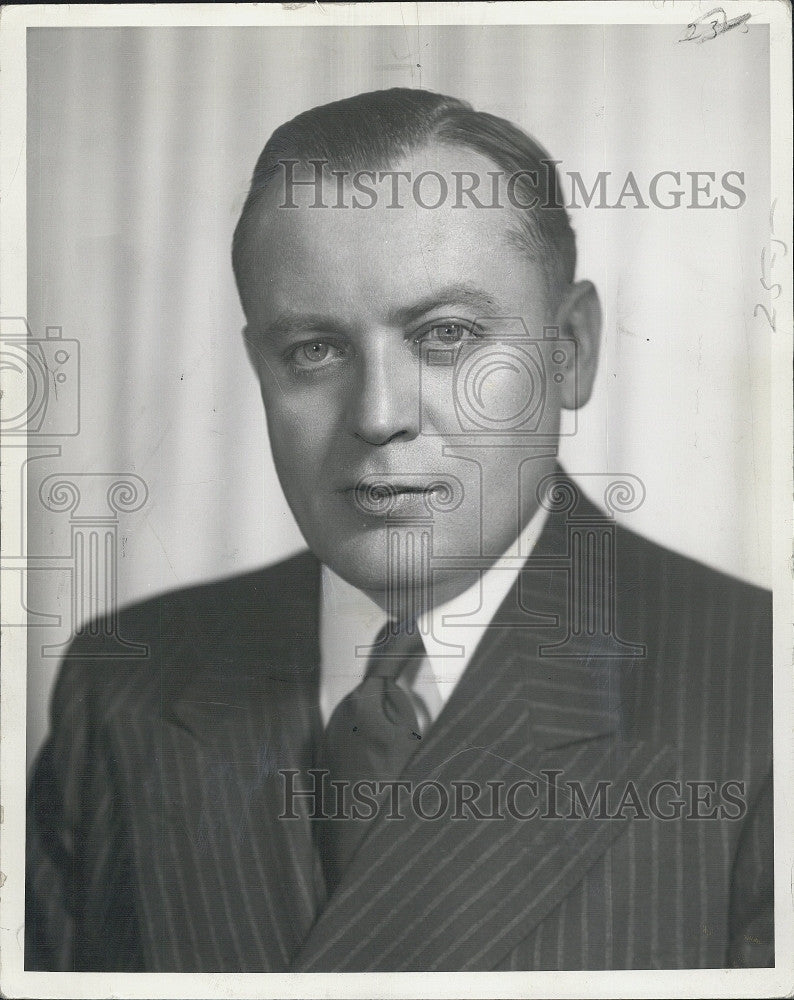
[26,25,771,761]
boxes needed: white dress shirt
[319,505,548,731]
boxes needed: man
[26,88,773,972]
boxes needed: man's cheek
[266,404,308,449]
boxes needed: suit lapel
[136,555,326,971]
[290,507,665,971]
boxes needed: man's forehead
[248,142,525,250]
[239,200,537,320]
[242,153,530,268]
[235,141,549,322]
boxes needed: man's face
[238,144,597,606]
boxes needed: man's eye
[418,321,479,345]
[288,341,340,369]
[300,342,330,362]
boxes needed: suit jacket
[25,493,773,972]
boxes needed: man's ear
[552,279,601,410]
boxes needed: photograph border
[1,3,792,998]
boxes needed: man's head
[234,88,576,308]
[233,88,600,608]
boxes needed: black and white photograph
[0,3,791,998]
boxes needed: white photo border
[1,3,791,998]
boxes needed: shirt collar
[416,504,548,698]
[319,505,549,717]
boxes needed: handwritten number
[753,304,776,333]
[679,9,751,43]
[760,278,782,300]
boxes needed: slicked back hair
[232,88,576,310]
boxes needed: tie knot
[364,618,425,681]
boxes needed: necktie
[319,618,425,892]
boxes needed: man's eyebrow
[388,285,506,327]
[252,285,505,341]
[253,313,350,341]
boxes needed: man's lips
[334,480,451,517]
[330,471,464,518]
[336,483,444,496]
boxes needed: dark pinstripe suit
[26,493,773,971]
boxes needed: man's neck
[360,502,549,619]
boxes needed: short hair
[232,87,576,308]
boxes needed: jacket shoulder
[121,548,318,622]
[613,522,771,614]
[55,550,320,699]
[612,524,772,753]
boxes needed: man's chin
[307,528,428,605]
[314,535,391,595]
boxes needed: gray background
[25,25,772,763]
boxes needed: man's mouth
[336,480,450,517]
[355,483,437,493]
[338,482,442,497]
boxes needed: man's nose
[346,340,421,446]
